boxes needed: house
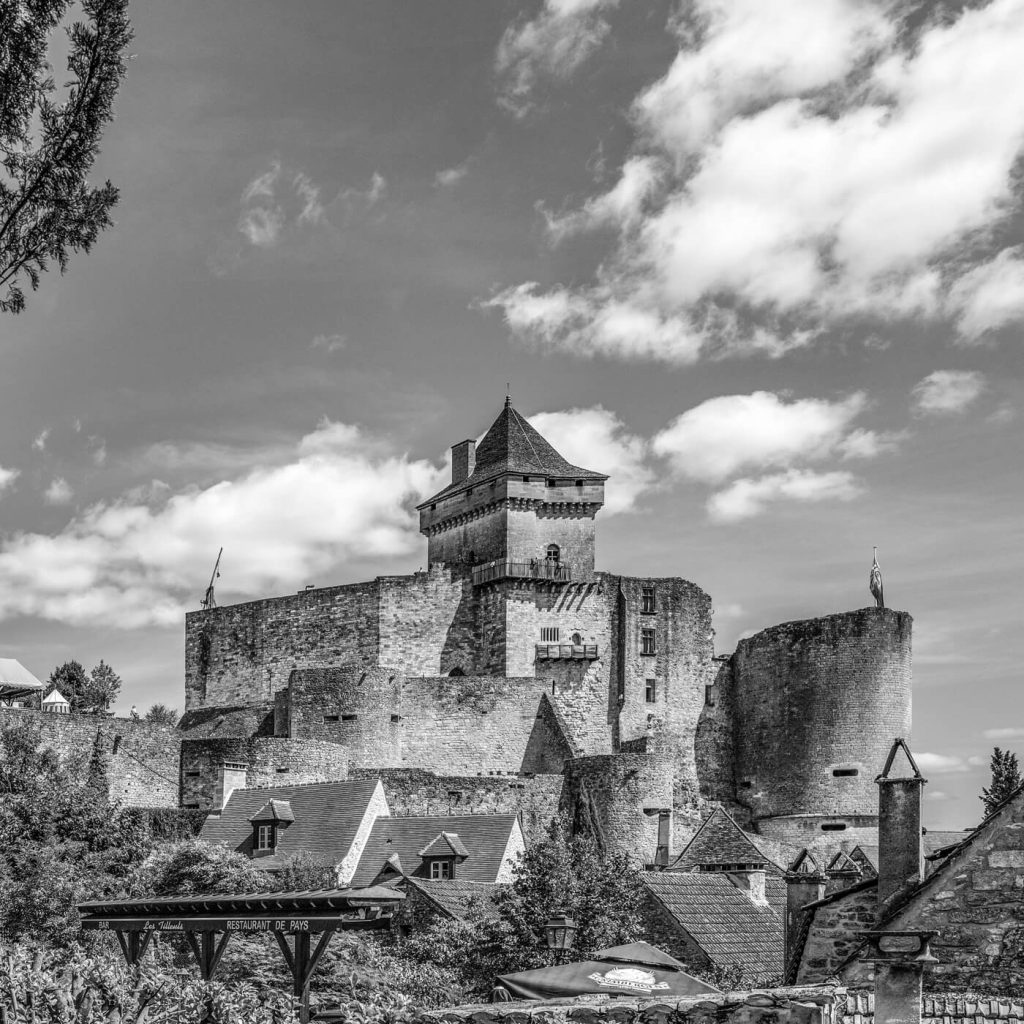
[198,771,524,888]
[641,871,784,984]
[790,739,1024,994]
[393,878,506,933]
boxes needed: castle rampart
[0,708,179,808]
[730,607,912,838]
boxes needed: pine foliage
[0,0,132,313]
[981,746,1022,817]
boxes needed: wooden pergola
[78,885,405,1022]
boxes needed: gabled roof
[199,779,381,870]
[667,808,781,873]
[249,799,295,823]
[403,878,506,921]
[787,849,826,877]
[350,813,519,887]
[418,832,469,858]
[418,400,606,507]
[641,872,784,981]
[826,851,861,876]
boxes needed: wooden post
[275,931,333,1024]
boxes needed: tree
[131,839,269,897]
[81,658,121,713]
[981,746,1022,817]
[144,702,179,726]
[46,659,88,711]
[0,0,132,314]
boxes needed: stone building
[179,399,914,864]
[789,740,1024,994]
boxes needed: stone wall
[184,581,382,708]
[418,987,845,1024]
[399,675,566,774]
[0,708,178,808]
[878,791,1024,995]
[795,884,878,985]
[180,736,350,808]
[562,752,674,866]
[732,608,912,830]
[349,767,564,844]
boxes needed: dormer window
[419,831,468,881]
[248,798,294,857]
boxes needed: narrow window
[575,479,583,487]
[323,714,339,723]
[641,627,657,655]
[833,768,859,778]
[391,714,401,723]
[522,476,530,483]
[276,767,289,774]
[645,678,657,703]
[571,632,582,645]
[256,824,275,850]
[430,503,436,511]
[546,478,556,487]
[185,770,200,777]
[705,685,716,707]
[821,822,848,832]
[545,544,560,563]
[641,585,656,614]
[112,736,122,753]
[541,627,560,643]
[341,713,358,722]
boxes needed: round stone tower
[562,752,674,867]
[731,607,912,849]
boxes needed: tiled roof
[199,779,380,870]
[350,813,518,887]
[419,400,606,507]
[404,878,506,920]
[249,799,295,823]
[642,872,784,982]
[923,830,971,858]
[668,808,782,873]
[419,832,470,858]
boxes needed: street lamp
[543,913,577,963]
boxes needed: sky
[2,0,1023,830]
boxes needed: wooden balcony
[535,643,599,660]
[471,560,571,587]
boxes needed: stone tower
[417,398,607,582]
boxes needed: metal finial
[505,382,511,408]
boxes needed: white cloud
[0,421,447,629]
[495,0,620,118]
[926,791,950,802]
[90,437,107,466]
[43,478,73,506]
[947,247,1024,341]
[311,333,347,354]
[530,407,654,515]
[435,163,469,188]
[0,467,18,493]
[488,0,1024,360]
[652,391,868,484]
[707,469,861,522]
[982,727,1024,740]
[915,752,970,775]
[911,370,986,416]
[236,163,386,254]
[32,428,50,452]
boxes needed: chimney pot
[213,761,248,812]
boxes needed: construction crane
[201,548,223,610]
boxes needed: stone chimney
[451,439,476,484]
[726,867,768,906]
[785,850,828,980]
[876,738,926,907]
[214,761,248,812]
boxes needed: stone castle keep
[171,399,913,862]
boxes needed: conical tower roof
[419,398,606,507]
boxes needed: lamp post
[543,913,577,964]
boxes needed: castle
[172,398,913,864]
